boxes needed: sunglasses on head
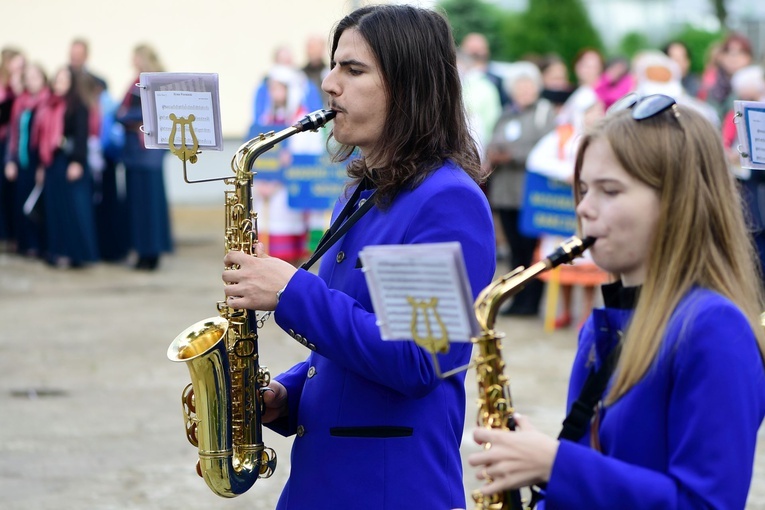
[607,93,679,120]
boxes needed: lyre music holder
[138,72,225,182]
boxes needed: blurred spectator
[699,32,753,118]
[68,38,107,93]
[526,87,610,328]
[721,65,765,284]
[573,48,604,89]
[4,61,50,258]
[594,56,635,109]
[486,62,557,316]
[537,53,573,111]
[663,40,701,97]
[302,34,330,107]
[458,49,502,164]
[94,79,129,263]
[34,66,99,268]
[250,63,323,264]
[0,47,25,251]
[562,48,604,128]
[248,44,321,139]
[632,50,719,127]
[116,44,173,271]
[698,41,723,102]
[460,32,510,108]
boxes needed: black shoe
[135,256,159,271]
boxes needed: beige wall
[2,0,376,138]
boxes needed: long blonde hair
[574,104,765,404]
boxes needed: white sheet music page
[360,242,478,342]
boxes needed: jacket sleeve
[274,180,496,398]
[545,299,765,509]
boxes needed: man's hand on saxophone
[222,242,297,311]
[261,380,289,424]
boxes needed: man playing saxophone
[221,5,496,509]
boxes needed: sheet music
[138,72,223,151]
[360,242,478,342]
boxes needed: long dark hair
[328,4,482,206]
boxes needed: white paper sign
[734,100,765,171]
[360,242,478,343]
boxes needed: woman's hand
[66,161,84,181]
[222,242,298,311]
[468,414,559,496]
[261,380,289,423]
[5,161,17,181]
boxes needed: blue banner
[249,124,286,181]
[285,154,349,210]
[519,171,577,237]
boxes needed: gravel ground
[0,205,762,509]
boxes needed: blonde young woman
[469,94,765,509]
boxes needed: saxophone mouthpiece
[547,236,595,269]
[295,109,337,132]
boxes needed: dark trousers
[739,175,765,291]
[497,207,543,314]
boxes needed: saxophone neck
[474,236,595,331]
[232,109,336,178]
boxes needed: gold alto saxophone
[471,236,594,510]
[166,109,336,497]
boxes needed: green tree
[437,0,506,53]
[711,0,728,29]
[616,32,652,61]
[483,0,604,76]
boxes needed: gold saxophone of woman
[471,236,594,510]
[166,109,336,497]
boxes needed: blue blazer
[269,161,496,509]
[544,287,765,509]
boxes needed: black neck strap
[558,343,621,441]
[301,181,376,271]
[528,343,621,508]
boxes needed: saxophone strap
[528,343,621,508]
[558,343,621,441]
[301,178,376,271]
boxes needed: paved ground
[0,204,763,510]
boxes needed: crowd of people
[0,39,173,270]
[467,30,765,328]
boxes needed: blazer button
[307,366,317,378]
[296,425,305,437]
[336,251,345,263]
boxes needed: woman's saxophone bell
[166,109,336,497]
[471,236,594,510]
